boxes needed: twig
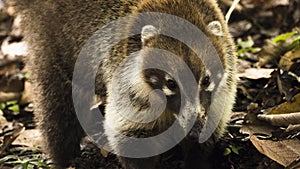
[225,0,241,23]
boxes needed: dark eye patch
[201,76,210,88]
[166,79,177,90]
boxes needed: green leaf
[6,100,18,106]
[8,104,20,113]
[22,162,29,169]
[24,72,31,79]
[231,147,239,155]
[229,145,243,155]
[272,31,297,43]
[287,35,300,50]
[223,147,232,156]
[16,72,31,80]
[31,160,49,168]
[237,47,260,59]
[0,103,6,110]
[236,39,260,59]
[5,100,20,113]
[237,40,255,48]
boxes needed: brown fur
[6,0,236,168]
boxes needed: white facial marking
[217,72,222,79]
[149,76,158,84]
[206,70,212,77]
[165,74,173,81]
[164,74,176,96]
[162,86,176,96]
[207,81,215,92]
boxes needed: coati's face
[140,25,215,120]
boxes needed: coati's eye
[201,76,210,88]
[166,79,177,90]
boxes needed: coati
[7,0,237,168]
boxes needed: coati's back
[7,0,237,168]
[10,0,139,81]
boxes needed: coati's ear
[141,25,159,46]
[207,21,223,36]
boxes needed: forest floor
[0,0,299,169]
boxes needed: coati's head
[107,19,229,141]
[105,0,236,146]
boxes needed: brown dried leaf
[277,70,300,102]
[240,124,274,137]
[258,112,300,126]
[250,135,300,167]
[0,122,25,155]
[286,124,300,132]
[258,39,286,67]
[279,46,300,71]
[13,129,42,149]
[0,92,20,103]
[19,81,34,105]
[262,0,290,9]
[0,114,8,127]
[0,59,22,75]
[266,93,300,115]
[0,74,24,93]
[237,68,275,79]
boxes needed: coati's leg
[36,83,85,167]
